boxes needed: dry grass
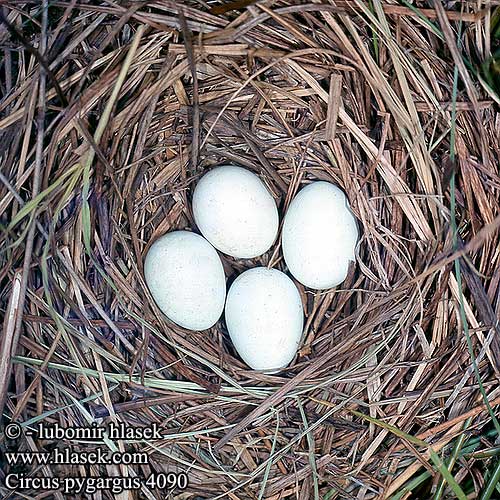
[1,1,500,499]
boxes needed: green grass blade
[7,163,81,230]
[298,398,320,500]
[400,0,443,39]
[480,460,500,500]
[448,15,500,438]
[433,418,471,500]
[389,471,431,500]
[351,410,467,500]
[258,410,280,500]
[80,24,147,254]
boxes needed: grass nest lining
[1,1,500,499]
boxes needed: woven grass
[1,1,500,499]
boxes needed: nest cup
[2,2,499,499]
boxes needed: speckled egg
[282,181,358,289]
[224,267,304,370]
[144,231,226,330]
[192,166,279,258]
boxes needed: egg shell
[225,267,304,371]
[144,231,226,331]
[282,181,358,290]
[192,165,279,258]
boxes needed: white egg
[282,181,358,290]
[225,267,304,370]
[144,231,226,331]
[192,165,279,258]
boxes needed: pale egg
[225,267,304,370]
[282,181,358,289]
[192,165,279,258]
[144,231,226,331]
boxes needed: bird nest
[1,1,500,499]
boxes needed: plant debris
[1,1,499,499]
